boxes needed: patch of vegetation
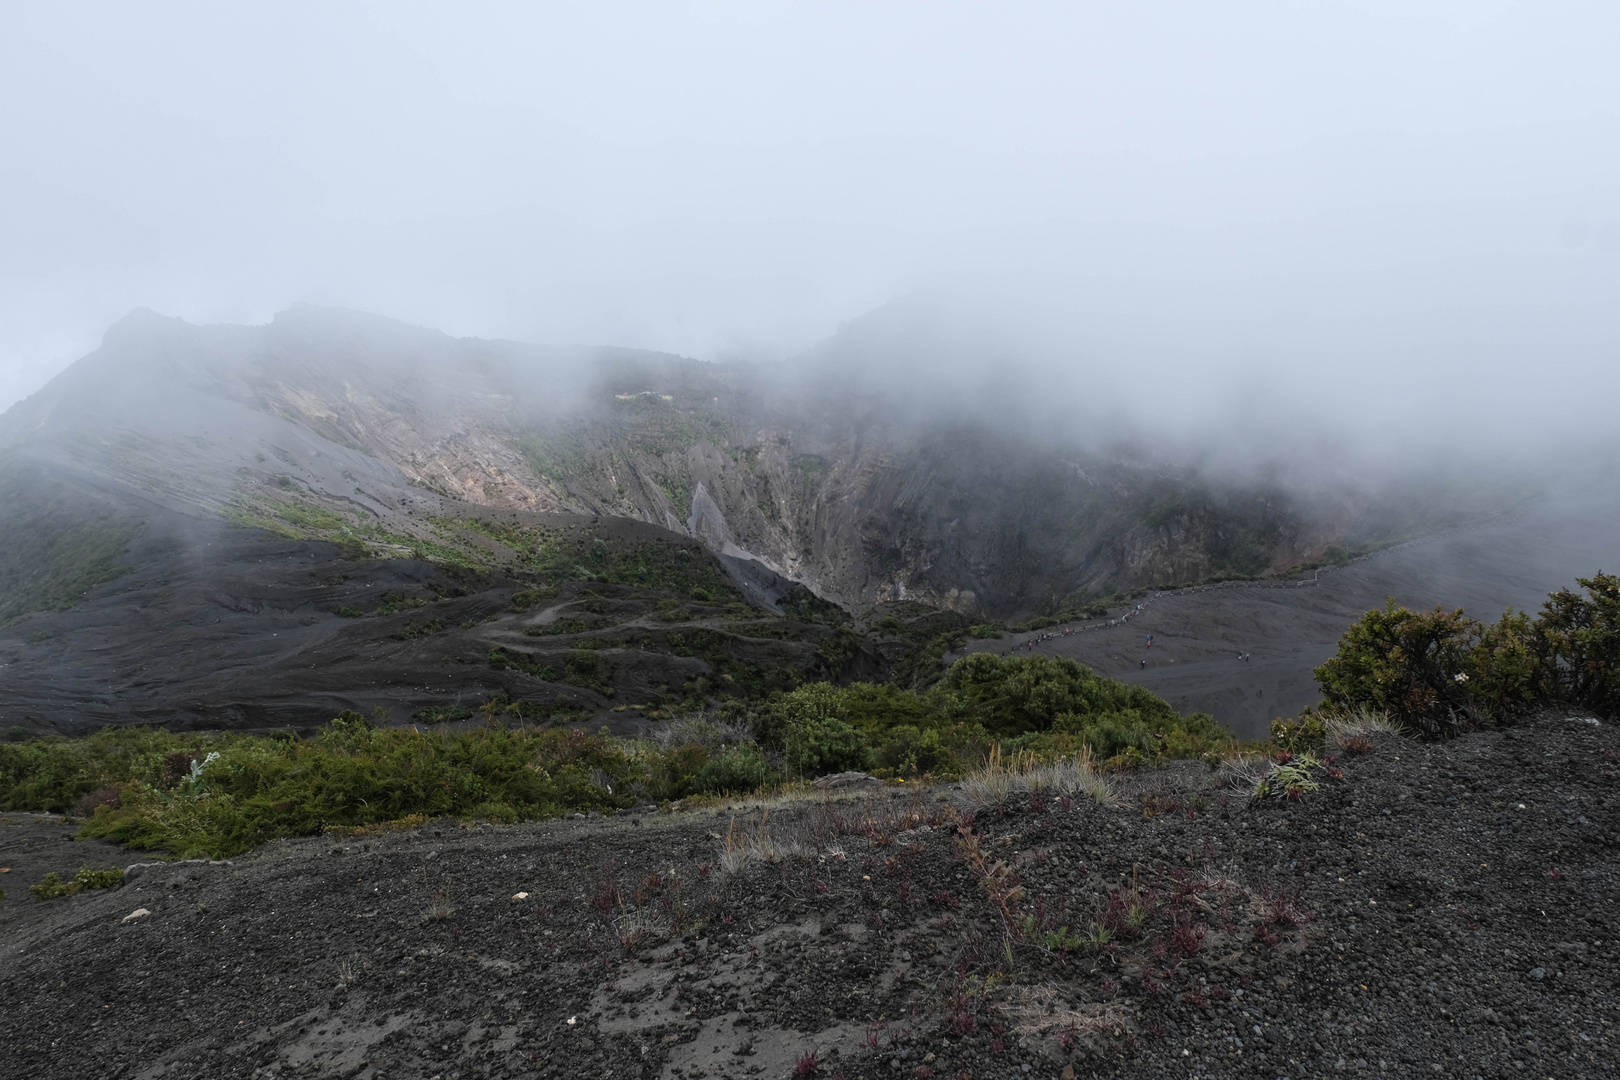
[721,620,812,641]
[0,470,138,625]
[355,524,487,570]
[1313,573,1620,736]
[457,518,741,600]
[224,506,302,540]
[564,650,617,695]
[487,647,560,682]
[0,717,664,857]
[753,654,1233,779]
[1269,715,1327,753]
[413,705,474,724]
[1009,604,1111,633]
[525,615,613,637]
[863,604,975,688]
[510,587,555,611]
[268,500,346,532]
[29,866,124,899]
[0,646,1236,858]
[373,591,430,616]
[777,584,849,626]
[392,618,444,640]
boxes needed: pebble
[121,908,151,924]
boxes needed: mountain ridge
[0,305,1518,735]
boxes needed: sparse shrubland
[0,650,1235,859]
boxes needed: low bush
[1314,573,1620,736]
[694,743,774,795]
[756,655,1232,777]
[1270,716,1326,753]
[785,713,873,776]
[30,866,124,899]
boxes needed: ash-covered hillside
[0,306,1511,736]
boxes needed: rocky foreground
[2,711,1616,1080]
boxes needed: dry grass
[718,809,806,874]
[1324,706,1403,749]
[1004,984,1130,1038]
[1213,751,1273,802]
[962,745,1118,808]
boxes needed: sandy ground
[957,494,1620,740]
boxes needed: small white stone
[566,1016,577,1026]
[511,892,530,902]
[122,908,151,924]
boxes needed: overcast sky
[2,2,1618,451]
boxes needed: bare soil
[3,709,1616,1080]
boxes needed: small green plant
[1270,715,1326,753]
[1035,923,1083,952]
[1080,922,1114,949]
[29,866,125,899]
[429,889,453,920]
[1253,758,1322,801]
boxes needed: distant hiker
[1140,659,1146,669]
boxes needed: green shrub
[563,650,616,694]
[1313,601,1480,736]
[645,743,709,801]
[694,744,773,794]
[937,653,1182,737]
[785,715,873,777]
[1316,574,1620,735]
[1465,609,1542,721]
[29,866,124,899]
[1052,710,1155,758]
[1270,716,1327,753]
[874,724,959,778]
[1535,573,1620,716]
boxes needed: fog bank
[2,3,1617,474]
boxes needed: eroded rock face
[0,305,1432,620]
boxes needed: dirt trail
[3,708,1617,1079]
[962,494,1620,739]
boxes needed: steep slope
[0,305,1512,735]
